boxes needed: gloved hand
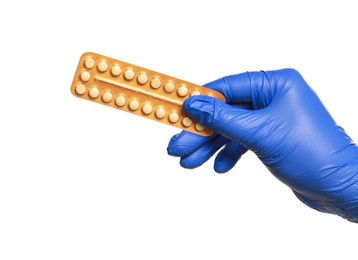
[167,69,358,222]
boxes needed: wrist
[292,160,358,222]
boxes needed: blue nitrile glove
[167,69,358,222]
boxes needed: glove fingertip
[214,156,235,174]
[213,163,230,174]
[214,142,248,173]
[179,157,197,169]
[167,139,195,158]
[183,96,221,130]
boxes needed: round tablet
[177,86,189,97]
[129,99,140,111]
[80,71,91,81]
[195,122,205,131]
[115,95,126,107]
[89,87,100,98]
[102,92,113,103]
[97,61,108,72]
[164,82,175,93]
[156,107,166,119]
[84,57,95,69]
[182,117,193,127]
[111,65,122,76]
[137,73,148,85]
[75,84,87,95]
[142,103,153,114]
[124,69,135,80]
[169,112,179,123]
[150,78,161,89]
[191,90,201,96]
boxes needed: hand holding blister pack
[168,69,358,222]
[71,54,358,223]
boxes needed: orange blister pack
[70,52,225,136]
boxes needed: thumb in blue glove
[167,69,358,222]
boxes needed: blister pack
[70,52,225,136]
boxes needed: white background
[1,0,358,259]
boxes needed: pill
[137,73,148,85]
[84,57,95,69]
[156,107,166,119]
[129,99,140,111]
[124,69,135,80]
[102,92,113,103]
[169,112,179,123]
[195,122,205,131]
[150,78,161,89]
[111,65,122,76]
[80,71,91,81]
[89,87,100,98]
[142,103,153,114]
[75,84,87,95]
[115,95,126,107]
[98,61,108,72]
[178,86,188,97]
[191,90,201,96]
[164,82,175,93]
[182,117,193,127]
